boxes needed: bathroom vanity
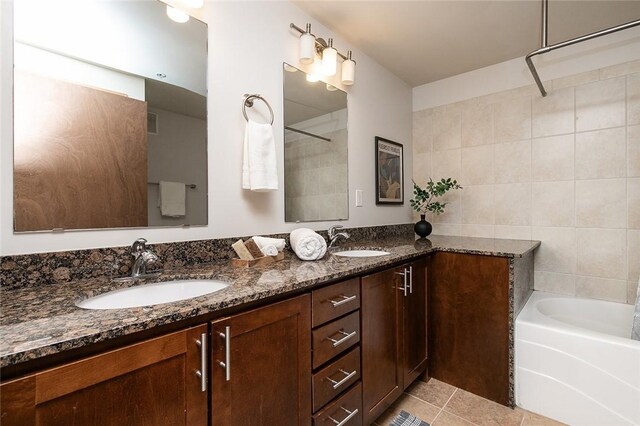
[0,235,538,425]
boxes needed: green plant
[410,178,462,216]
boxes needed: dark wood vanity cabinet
[0,324,208,425]
[361,258,428,425]
[209,294,312,426]
[428,252,510,406]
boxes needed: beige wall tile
[432,191,462,224]
[432,223,461,236]
[532,87,574,137]
[629,125,640,177]
[432,149,461,181]
[576,179,627,228]
[460,224,494,238]
[494,140,531,184]
[575,276,628,303]
[575,77,626,132]
[628,229,640,282]
[493,97,531,142]
[629,73,640,126]
[551,69,599,90]
[432,108,461,151]
[532,226,576,274]
[461,184,494,225]
[630,178,640,229]
[413,109,433,154]
[532,134,574,182]
[461,145,494,185]
[532,181,575,227]
[461,103,493,147]
[413,152,431,187]
[599,60,640,80]
[533,271,576,295]
[494,225,532,240]
[577,228,626,279]
[494,183,531,226]
[575,127,626,179]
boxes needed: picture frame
[375,136,404,205]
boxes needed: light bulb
[299,24,315,65]
[166,5,189,23]
[341,51,355,86]
[306,73,320,83]
[322,39,337,76]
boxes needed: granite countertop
[0,235,540,368]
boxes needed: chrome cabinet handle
[408,266,413,294]
[217,326,231,381]
[195,332,207,392]
[328,294,357,307]
[326,369,357,389]
[326,329,357,347]
[327,407,359,426]
[395,270,408,296]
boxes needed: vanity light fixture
[166,5,189,23]
[290,22,356,86]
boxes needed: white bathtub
[516,291,640,425]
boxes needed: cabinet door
[210,294,311,426]
[0,324,208,426]
[429,252,510,406]
[361,267,402,425]
[402,258,428,387]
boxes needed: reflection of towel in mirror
[290,228,326,261]
[242,120,278,192]
[159,181,185,217]
[252,236,286,252]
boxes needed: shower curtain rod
[526,0,640,97]
[285,126,332,142]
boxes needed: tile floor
[373,378,565,426]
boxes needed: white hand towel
[260,244,279,257]
[252,236,286,252]
[242,119,278,192]
[159,181,185,217]
[290,228,327,261]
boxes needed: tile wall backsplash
[412,59,640,304]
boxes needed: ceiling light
[166,5,189,23]
[322,38,337,76]
[341,51,355,86]
[299,24,315,65]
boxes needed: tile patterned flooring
[373,379,565,426]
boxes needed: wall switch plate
[355,190,363,207]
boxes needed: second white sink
[76,279,229,310]
[333,249,390,258]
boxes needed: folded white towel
[242,119,278,192]
[290,228,327,261]
[252,236,286,252]
[260,244,279,257]
[159,181,185,217]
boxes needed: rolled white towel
[252,236,286,252]
[290,228,327,261]
[260,244,279,257]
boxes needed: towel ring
[243,94,274,125]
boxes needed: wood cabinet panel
[312,347,361,412]
[210,295,311,426]
[312,311,360,369]
[313,383,362,426]
[401,258,428,387]
[429,252,510,406]
[312,278,360,327]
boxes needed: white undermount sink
[76,279,229,310]
[333,249,390,258]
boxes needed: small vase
[414,214,432,238]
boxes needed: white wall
[0,1,413,255]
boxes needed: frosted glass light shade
[166,5,189,23]
[341,58,355,85]
[322,46,337,76]
[299,33,315,65]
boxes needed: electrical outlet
[355,190,363,207]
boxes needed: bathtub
[516,291,640,425]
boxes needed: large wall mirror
[283,63,348,223]
[13,0,208,232]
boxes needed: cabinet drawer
[313,382,362,426]
[313,347,361,412]
[313,311,360,369]
[312,278,360,327]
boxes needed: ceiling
[293,0,640,87]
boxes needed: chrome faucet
[130,238,160,278]
[328,225,350,249]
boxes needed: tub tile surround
[413,59,640,304]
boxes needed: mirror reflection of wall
[283,63,348,223]
[12,0,208,232]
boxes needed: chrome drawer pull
[395,270,408,296]
[195,332,207,392]
[408,265,413,294]
[327,294,357,307]
[326,369,357,389]
[326,329,357,347]
[217,326,231,381]
[327,407,359,426]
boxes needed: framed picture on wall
[375,136,404,205]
